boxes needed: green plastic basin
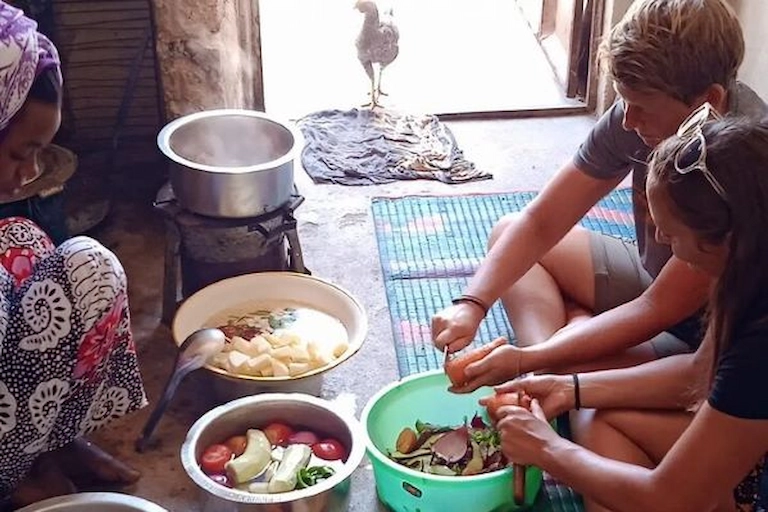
[361,370,542,512]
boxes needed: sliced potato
[232,337,260,357]
[288,362,311,376]
[271,358,290,377]
[271,345,293,361]
[227,350,250,373]
[332,340,349,358]
[251,335,272,354]
[245,353,272,374]
[264,332,291,348]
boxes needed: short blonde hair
[600,0,744,104]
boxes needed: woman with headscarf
[0,3,146,507]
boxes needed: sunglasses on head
[673,102,727,200]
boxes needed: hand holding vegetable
[448,340,525,393]
[444,337,508,391]
[494,374,576,419]
[432,302,486,353]
[495,398,558,467]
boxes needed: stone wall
[151,0,264,120]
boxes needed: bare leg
[10,453,76,507]
[53,438,140,487]
[489,213,596,347]
[571,408,690,512]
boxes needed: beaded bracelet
[451,294,491,316]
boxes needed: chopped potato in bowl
[206,304,350,378]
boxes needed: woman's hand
[449,343,525,393]
[496,399,559,467]
[494,374,575,419]
[432,302,485,353]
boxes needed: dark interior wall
[12,0,167,200]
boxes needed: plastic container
[361,370,542,512]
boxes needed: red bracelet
[451,294,490,316]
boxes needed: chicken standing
[355,0,399,108]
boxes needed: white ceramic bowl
[16,492,167,511]
[172,272,367,400]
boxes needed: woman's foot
[55,438,141,487]
[10,453,76,508]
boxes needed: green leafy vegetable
[296,466,335,489]
[470,428,500,447]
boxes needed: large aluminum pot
[16,492,168,511]
[157,109,302,218]
[181,393,366,511]
[172,272,367,402]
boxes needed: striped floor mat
[371,188,635,512]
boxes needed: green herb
[296,466,335,489]
[268,309,298,330]
[471,428,500,447]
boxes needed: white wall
[736,0,768,99]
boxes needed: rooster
[355,0,399,108]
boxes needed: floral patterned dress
[0,217,146,496]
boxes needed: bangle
[451,294,490,316]
[572,373,581,410]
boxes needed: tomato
[200,444,234,475]
[208,473,231,487]
[224,435,248,457]
[483,392,529,423]
[288,430,320,446]
[444,338,506,387]
[312,438,346,461]
[264,422,294,446]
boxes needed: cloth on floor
[297,108,492,185]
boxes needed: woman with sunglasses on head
[0,4,147,508]
[489,112,768,511]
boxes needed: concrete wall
[151,0,264,120]
[735,0,768,99]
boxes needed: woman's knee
[0,216,55,256]
[488,212,523,250]
[56,237,128,330]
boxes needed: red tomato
[224,435,248,457]
[288,430,320,446]
[264,422,294,446]
[312,438,346,461]
[200,444,233,475]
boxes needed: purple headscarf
[0,2,61,133]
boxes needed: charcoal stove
[155,183,308,325]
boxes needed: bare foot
[11,453,76,508]
[55,438,141,487]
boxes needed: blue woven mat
[371,188,635,512]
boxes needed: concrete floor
[82,113,595,511]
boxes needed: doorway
[259,0,602,120]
